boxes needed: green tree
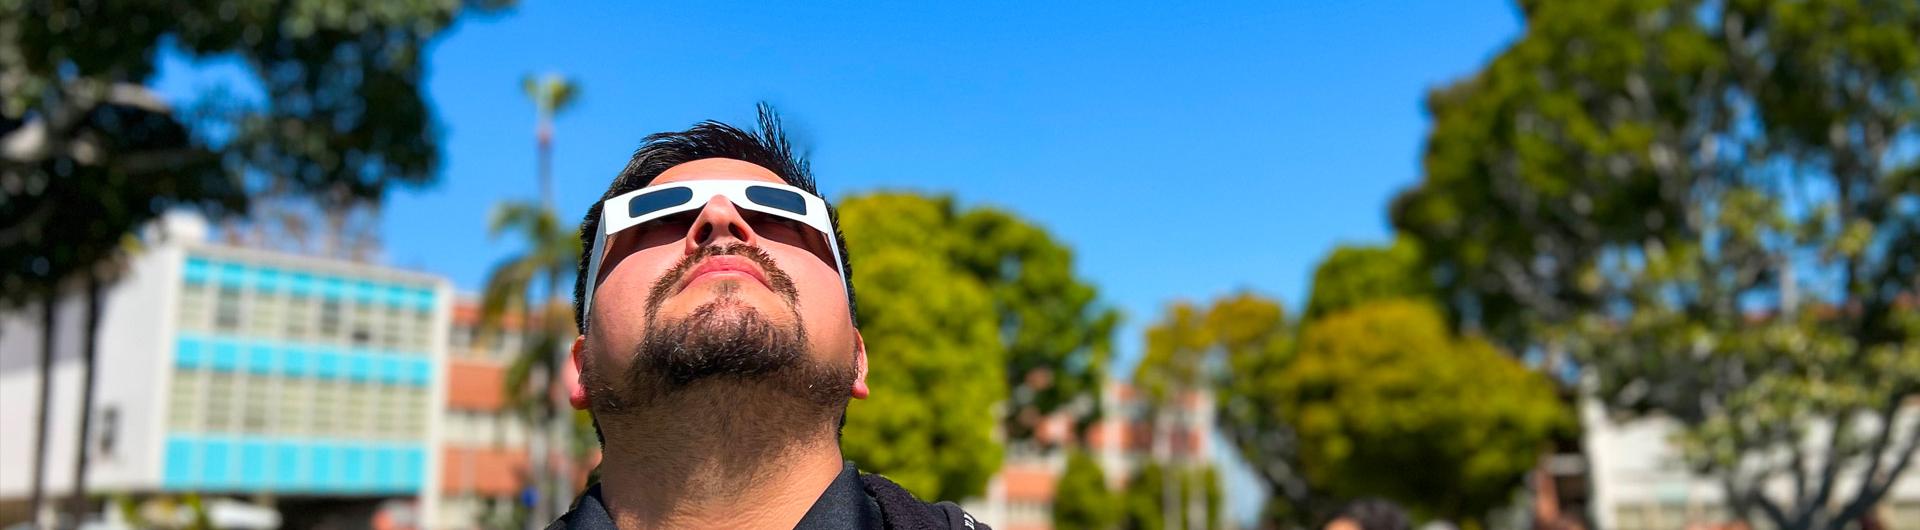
[836,191,1118,499]
[1302,238,1432,321]
[1123,461,1167,530]
[477,200,581,524]
[953,207,1120,442]
[837,192,1007,501]
[1281,300,1567,529]
[1119,461,1222,530]
[1393,1,1920,528]
[1137,293,1281,530]
[1054,449,1120,530]
[2,1,505,523]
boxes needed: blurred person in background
[549,106,989,530]
[1322,498,1411,530]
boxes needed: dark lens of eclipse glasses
[627,186,695,218]
[744,185,808,216]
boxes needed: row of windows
[440,409,533,449]
[449,324,530,362]
[183,257,436,309]
[179,279,435,351]
[167,369,431,441]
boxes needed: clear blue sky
[383,0,1521,367]
[158,0,1522,522]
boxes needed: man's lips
[677,255,772,293]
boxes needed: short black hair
[573,104,856,334]
[1326,498,1411,530]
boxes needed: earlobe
[850,331,870,400]
[567,335,590,410]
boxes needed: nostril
[694,223,714,244]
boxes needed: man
[550,106,991,530]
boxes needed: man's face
[573,158,866,413]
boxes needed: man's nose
[683,194,759,254]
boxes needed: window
[203,373,236,432]
[168,370,203,431]
[285,294,311,341]
[312,381,339,434]
[240,375,272,433]
[319,299,342,339]
[214,285,243,332]
[276,379,311,436]
[177,284,209,331]
[250,292,282,338]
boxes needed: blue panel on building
[175,336,205,369]
[255,267,283,293]
[217,263,247,288]
[281,346,310,377]
[163,437,196,488]
[341,445,366,489]
[315,350,342,379]
[210,341,240,371]
[246,343,276,375]
[310,442,336,489]
[273,442,303,489]
[202,438,233,489]
[289,272,316,296]
[321,277,346,300]
[239,440,270,489]
[347,354,374,382]
[184,258,211,284]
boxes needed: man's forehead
[651,158,785,186]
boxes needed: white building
[1582,393,1920,530]
[0,213,453,528]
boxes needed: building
[437,298,597,529]
[0,213,452,528]
[1581,394,1920,530]
[972,382,1217,530]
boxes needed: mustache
[645,243,802,319]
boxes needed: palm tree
[478,200,580,527]
[521,73,581,209]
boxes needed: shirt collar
[793,461,882,530]
[553,461,880,530]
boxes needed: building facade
[1582,394,1920,530]
[0,215,452,528]
[972,382,1218,530]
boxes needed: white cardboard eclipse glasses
[582,179,847,318]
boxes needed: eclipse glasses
[582,179,847,318]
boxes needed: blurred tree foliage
[952,202,1120,442]
[1054,448,1120,530]
[838,191,1115,501]
[1301,237,1433,321]
[1119,461,1221,530]
[0,0,509,305]
[1282,300,1567,529]
[1394,1,1920,528]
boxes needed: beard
[583,243,854,419]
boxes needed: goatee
[584,243,854,417]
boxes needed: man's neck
[592,379,847,530]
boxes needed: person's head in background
[1323,498,1411,530]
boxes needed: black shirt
[546,461,987,530]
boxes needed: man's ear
[568,335,590,410]
[851,331,870,400]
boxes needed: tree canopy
[1394,1,1920,528]
[835,192,1006,501]
[1054,448,1120,530]
[1281,300,1568,528]
[1,0,508,305]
